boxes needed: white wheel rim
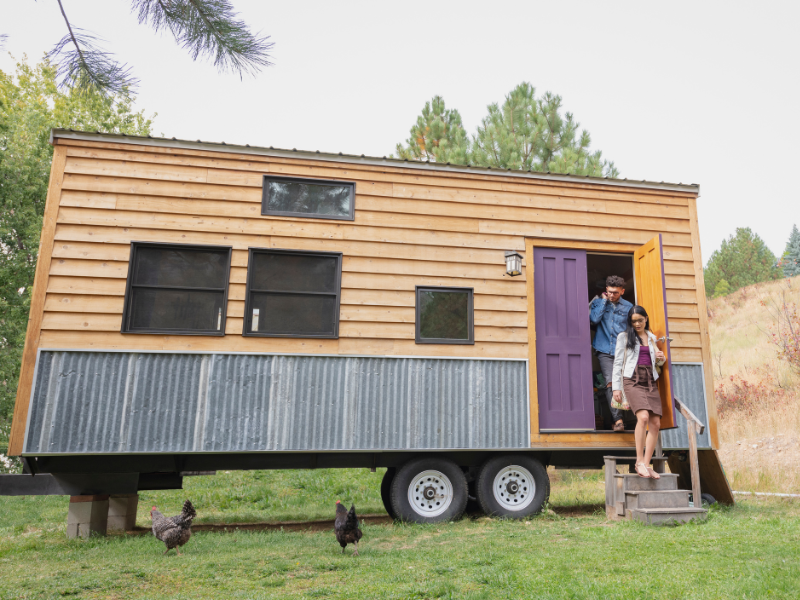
[407,470,454,517]
[492,465,535,511]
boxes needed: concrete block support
[67,495,109,539]
[108,494,139,532]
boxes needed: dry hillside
[708,275,800,493]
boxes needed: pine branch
[132,0,274,76]
[49,0,138,94]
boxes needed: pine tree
[781,224,800,277]
[394,96,470,165]
[703,228,783,296]
[11,0,274,95]
[395,83,618,177]
[713,279,731,298]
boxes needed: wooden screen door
[533,247,595,431]
[634,234,677,429]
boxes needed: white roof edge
[51,129,700,195]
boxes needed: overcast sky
[2,1,797,262]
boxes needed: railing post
[687,420,702,506]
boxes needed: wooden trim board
[8,146,68,455]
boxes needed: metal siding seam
[33,352,57,453]
[119,353,137,453]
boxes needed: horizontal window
[262,175,355,220]
[416,286,474,345]
[122,243,232,335]
[244,249,342,338]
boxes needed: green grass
[1,469,799,599]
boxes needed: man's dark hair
[606,275,626,288]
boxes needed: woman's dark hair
[625,305,651,351]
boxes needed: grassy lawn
[1,468,799,600]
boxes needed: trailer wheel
[380,468,398,520]
[390,457,468,524]
[476,454,549,519]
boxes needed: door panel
[634,235,677,429]
[534,248,595,431]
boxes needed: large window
[122,243,232,335]
[243,249,343,338]
[262,175,355,220]
[415,286,474,345]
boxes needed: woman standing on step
[612,306,666,479]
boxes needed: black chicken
[334,501,362,556]
[151,500,196,555]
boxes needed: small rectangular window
[262,175,355,220]
[122,243,232,335]
[415,286,474,345]
[244,249,343,338]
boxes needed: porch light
[504,251,523,277]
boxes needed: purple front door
[534,247,595,430]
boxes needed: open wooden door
[634,235,677,429]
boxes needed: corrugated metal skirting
[25,352,529,454]
[661,363,711,449]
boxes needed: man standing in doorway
[590,275,633,432]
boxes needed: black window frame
[415,286,475,345]
[261,175,356,221]
[121,241,233,336]
[242,248,343,339]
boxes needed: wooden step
[604,455,669,462]
[625,489,690,510]
[628,506,708,526]
[615,473,678,492]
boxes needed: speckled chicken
[334,501,362,556]
[151,500,196,555]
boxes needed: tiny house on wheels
[3,129,732,528]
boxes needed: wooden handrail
[673,396,703,506]
[674,397,705,435]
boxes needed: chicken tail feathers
[182,500,197,521]
[347,504,359,529]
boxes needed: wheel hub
[493,465,536,512]
[407,470,454,518]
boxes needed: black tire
[700,493,717,506]
[476,454,549,519]
[380,468,398,520]
[390,457,468,524]
[465,479,482,516]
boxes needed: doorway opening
[587,252,636,431]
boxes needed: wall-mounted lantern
[504,251,523,277]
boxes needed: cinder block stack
[67,495,109,538]
[107,494,139,532]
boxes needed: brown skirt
[623,365,662,416]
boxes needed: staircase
[604,456,707,525]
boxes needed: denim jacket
[589,297,633,355]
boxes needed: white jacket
[611,331,666,391]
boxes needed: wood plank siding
[8,132,711,454]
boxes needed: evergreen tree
[9,0,273,95]
[704,228,783,296]
[713,279,731,298]
[781,224,800,277]
[395,83,618,177]
[394,96,470,164]
[0,57,154,454]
